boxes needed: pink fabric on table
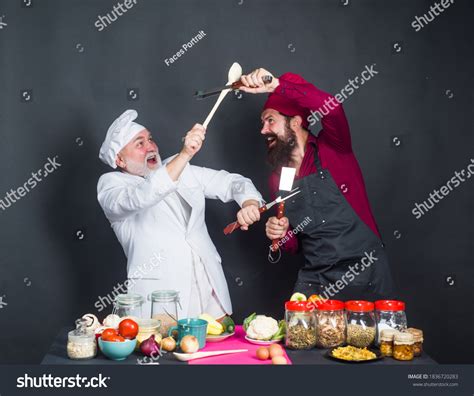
[188,325,292,365]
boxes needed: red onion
[140,335,161,357]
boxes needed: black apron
[282,146,395,301]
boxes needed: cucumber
[221,316,235,333]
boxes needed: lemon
[290,292,307,301]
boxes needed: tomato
[107,334,125,342]
[118,319,139,339]
[101,328,118,341]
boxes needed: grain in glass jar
[379,328,399,357]
[285,301,317,350]
[393,332,414,361]
[406,328,423,357]
[67,318,97,360]
[315,300,346,348]
[345,300,376,348]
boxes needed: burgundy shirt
[269,74,381,253]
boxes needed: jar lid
[345,300,374,312]
[406,328,423,342]
[379,328,399,341]
[375,300,405,311]
[68,329,95,343]
[115,293,144,306]
[285,301,314,312]
[394,332,414,345]
[151,290,180,302]
[315,299,344,311]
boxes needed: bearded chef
[238,69,395,301]
[97,110,263,319]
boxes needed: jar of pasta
[379,328,399,357]
[393,332,414,361]
[315,300,346,348]
[406,328,423,357]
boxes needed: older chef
[97,109,263,319]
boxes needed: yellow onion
[180,335,199,353]
[160,337,176,352]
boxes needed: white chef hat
[99,109,146,168]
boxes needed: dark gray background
[0,0,472,364]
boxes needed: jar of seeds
[315,300,346,349]
[285,301,317,350]
[345,300,376,348]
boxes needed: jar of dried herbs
[406,328,423,357]
[315,300,346,349]
[284,301,317,350]
[379,328,399,357]
[345,300,376,348]
[393,332,415,361]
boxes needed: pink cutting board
[188,325,292,365]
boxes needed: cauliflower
[246,315,279,340]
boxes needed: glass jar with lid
[345,300,376,348]
[393,332,415,361]
[315,300,346,348]
[113,293,144,319]
[150,290,181,337]
[285,301,317,350]
[379,328,399,357]
[67,318,97,360]
[406,328,423,357]
[375,300,407,345]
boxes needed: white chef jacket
[97,155,263,319]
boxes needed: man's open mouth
[146,153,158,165]
[265,135,277,149]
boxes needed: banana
[199,313,224,335]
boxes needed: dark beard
[267,120,297,170]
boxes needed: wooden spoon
[203,62,242,128]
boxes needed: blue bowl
[98,338,137,361]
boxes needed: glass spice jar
[345,300,376,348]
[393,332,415,361]
[315,300,346,349]
[375,300,407,345]
[379,328,399,357]
[406,328,423,357]
[67,318,97,360]
[285,301,317,350]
